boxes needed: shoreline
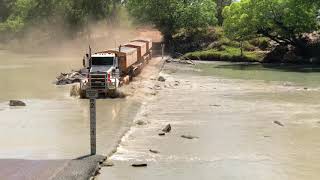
[185,58,320,65]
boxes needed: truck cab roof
[92,53,116,58]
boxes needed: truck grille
[89,74,107,90]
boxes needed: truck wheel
[79,89,87,99]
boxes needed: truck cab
[80,53,120,97]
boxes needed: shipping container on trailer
[124,41,147,62]
[100,47,138,74]
[132,39,153,51]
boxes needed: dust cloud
[0,21,139,56]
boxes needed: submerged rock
[154,84,162,90]
[151,92,157,96]
[162,124,171,133]
[210,104,221,107]
[158,76,166,82]
[136,120,147,126]
[273,121,284,127]
[181,135,199,139]
[132,163,147,167]
[149,149,160,154]
[9,100,26,107]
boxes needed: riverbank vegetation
[223,0,320,63]
[126,0,320,64]
[0,0,319,64]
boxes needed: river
[1,48,320,179]
[98,61,320,180]
[0,49,141,160]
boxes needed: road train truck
[79,39,152,98]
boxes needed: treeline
[0,0,121,40]
[1,0,319,62]
[223,0,320,57]
[126,0,320,62]
[126,0,231,41]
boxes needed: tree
[223,0,319,54]
[215,0,233,25]
[126,0,218,42]
[0,0,16,22]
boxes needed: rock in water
[162,124,171,133]
[149,149,159,154]
[56,71,85,85]
[158,76,166,82]
[132,163,147,167]
[181,135,199,139]
[158,133,166,136]
[136,120,147,126]
[210,104,221,107]
[102,161,114,167]
[273,121,284,127]
[9,100,26,107]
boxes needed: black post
[89,98,96,155]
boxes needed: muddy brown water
[98,62,320,180]
[1,49,320,180]
[0,50,141,159]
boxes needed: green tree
[0,0,16,22]
[215,0,233,25]
[126,0,218,42]
[223,0,319,54]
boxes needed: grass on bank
[184,46,266,62]
[173,27,269,62]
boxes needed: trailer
[124,41,147,62]
[100,46,138,75]
[132,39,153,62]
[132,39,153,51]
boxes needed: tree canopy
[215,0,233,25]
[0,0,121,34]
[223,0,320,50]
[126,0,218,40]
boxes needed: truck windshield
[91,57,114,66]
